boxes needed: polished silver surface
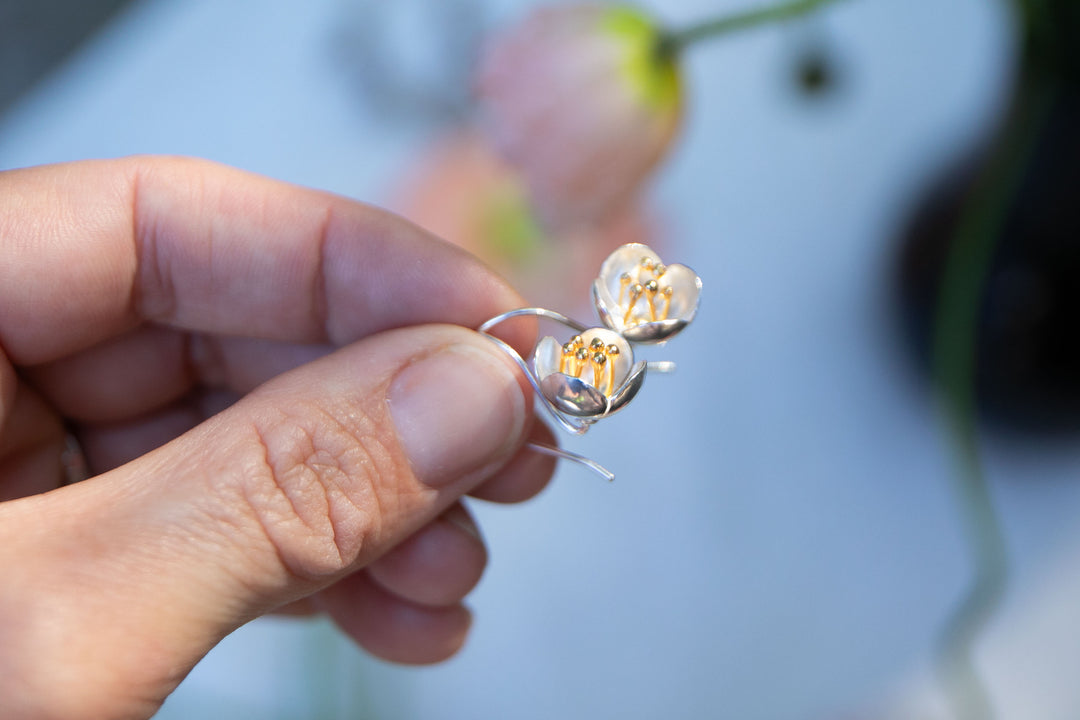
[478,321,591,436]
[534,327,637,417]
[618,315,689,343]
[539,372,609,417]
[592,243,702,344]
[526,441,615,482]
[607,359,647,412]
[477,306,588,335]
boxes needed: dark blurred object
[793,43,838,97]
[896,1,1080,436]
[781,21,846,103]
[332,0,486,126]
[0,0,137,114]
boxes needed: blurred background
[3,0,1080,718]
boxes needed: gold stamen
[591,351,608,394]
[606,345,620,395]
[644,279,659,321]
[559,342,576,374]
[654,263,666,278]
[661,286,674,321]
[605,348,618,396]
[624,283,644,324]
[571,335,584,348]
[590,337,605,351]
[617,273,632,304]
[573,347,589,378]
[640,256,654,272]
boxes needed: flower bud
[475,4,682,230]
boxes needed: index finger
[0,156,527,365]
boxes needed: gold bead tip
[606,344,620,356]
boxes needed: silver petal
[605,360,647,415]
[540,373,609,417]
[592,243,702,343]
[620,318,690,343]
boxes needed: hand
[0,157,556,720]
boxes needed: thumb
[0,324,529,720]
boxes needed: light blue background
[4,1,1079,718]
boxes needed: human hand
[0,157,556,720]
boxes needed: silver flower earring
[479,242,702,481]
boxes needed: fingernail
[441,504,483,542]
[388,344,526,488]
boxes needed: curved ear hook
[476,240,700,483]
[477,307,682,482]
[526,443,616,483]
[477,306,590,335]
[479,307,618,480]
[477,306,683,482]
[478,308,593,435]
[478,331,591,436]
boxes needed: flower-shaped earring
[535,328,644,418]
[479,243,701,480]
[593,243,702,343]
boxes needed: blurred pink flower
[475,4,682,230]
[389,131,658,311]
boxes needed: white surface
[4,0,1080,718]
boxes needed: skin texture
[0,156,556,720]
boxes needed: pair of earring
[478,243,702,481]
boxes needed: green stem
[931,79,1055,720]
[659,0,844,56]
[1013,0,1047,34]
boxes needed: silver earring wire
[478,307,675,482]
[479,308,615,479]
[526,442,616,482]
[479,308,592,435]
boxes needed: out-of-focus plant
[474,0,842,231]
[897,2,1080,719]
[374,0,843,303]
[389,130,655,310]
[331,0,1080,717]
[474,4,682,230]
